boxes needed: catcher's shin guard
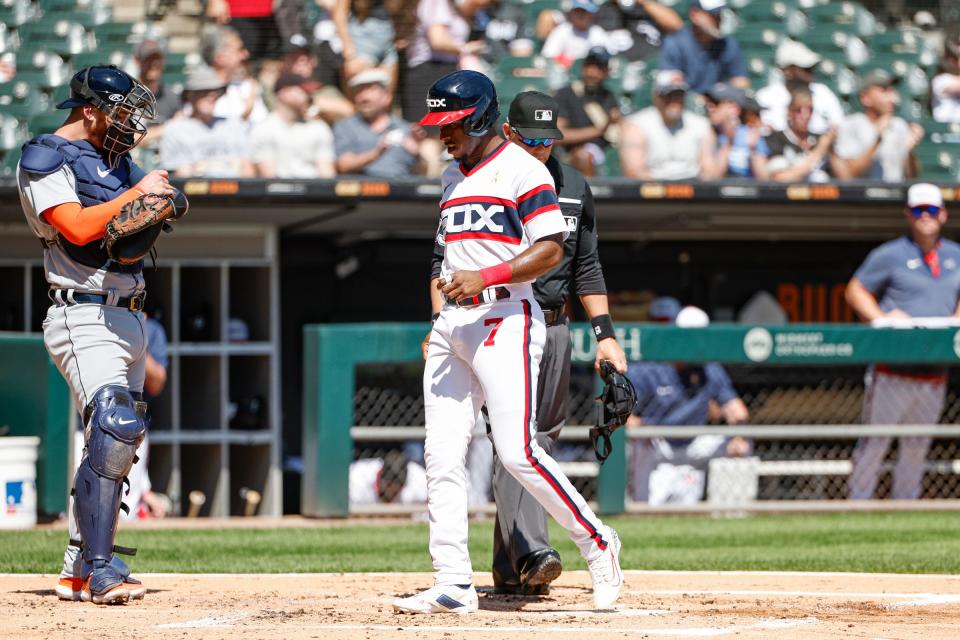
[75,385,145,565]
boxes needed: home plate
[539,608,670,618]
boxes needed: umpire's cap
[419,70,500,137]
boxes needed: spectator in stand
[757,87,839,183]
[133,39,182,125]
[932,38,960,123]
[833,69,924,183]
[627,301,751,505]
[553,46,621,177]
[0,52,14,83]
[333,0,399,87]
[659,0,747,94]
[278,34,354,123]
[334,68,421,177]
[595,0,683,62]
[540,0,610,69]
[251,72,335,178]
[756,39,844,136]
[705,82,769,179]
[483,0,539,59]
[133,39,183,161]
[201,25,269,126]
[205,0,284,62]
[400,0,486,124]
[160,65,255,178]
[350,450,428,506]
[620,70,720,180]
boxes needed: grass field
[3,511,960,574]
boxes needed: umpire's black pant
[490,316,571,586]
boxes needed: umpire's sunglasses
[512,127,555,148]
[910,204,942,218]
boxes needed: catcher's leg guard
[74,385,145,602]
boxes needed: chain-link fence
[349,362,960,513]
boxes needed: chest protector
[20,134,142,273]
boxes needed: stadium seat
[804,1,877,37]
[17,19,90,56]
[915,143,959,181]
[6,68,55,90]
[0,147,21,175]
[28,110,65,136]
[870,28,939,68]
[735,22,784,49]
[0,112,24,151]
[16,48,70,88]
[0,79,44,121]
[602,147,621,177]
[802,30,869,67]
[924,119,960,145]
[0,0,32,28]
[69,50,131,70]
[93,21,144,50]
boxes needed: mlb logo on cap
[535,110,552,121]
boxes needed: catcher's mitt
[589,360,637,463]
[103,193,177,266]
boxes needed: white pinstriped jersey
[435,141,569,281]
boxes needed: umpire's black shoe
[520,548,563,588]
[493,580,551,596]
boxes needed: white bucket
[0,436,40,529]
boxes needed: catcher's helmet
[56,65,156,168]
[419,70,500,137]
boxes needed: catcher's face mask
[69,66,157,168]
[590,361,638,463]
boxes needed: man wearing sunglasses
[845,183,960,501]
[490,91,627,596]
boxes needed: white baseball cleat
[393,584,479,614]
[588,527,624,609]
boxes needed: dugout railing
[302,323,960,517]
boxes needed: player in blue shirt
[626,300,749,504]
[845,183,960,500]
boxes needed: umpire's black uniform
[493,155,607,590]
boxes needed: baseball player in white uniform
[845,183,960,500]
[393,70,623,614]
[17,65,181,604]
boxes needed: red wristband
[479,262,512,287]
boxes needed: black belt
[50,289,146,312]
[448,286,510,307]
[542,307,566,326]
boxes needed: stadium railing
[303,322,960,517]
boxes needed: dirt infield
[3,571,960,639]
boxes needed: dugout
[0,178,954,516]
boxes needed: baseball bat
[239,487,261,517]
[187,490,206,518]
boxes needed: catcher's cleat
[57,555,146,601]
[82,577,131,605]
[393,584,479,614]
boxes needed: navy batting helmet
[57,65,156,168]
[419,70,500,137]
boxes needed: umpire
[427,91,628,595]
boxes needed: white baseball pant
[424,297,609,586]
[848,369,946,500]
[43,302,147,574]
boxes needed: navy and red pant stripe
[520,299,607,551]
